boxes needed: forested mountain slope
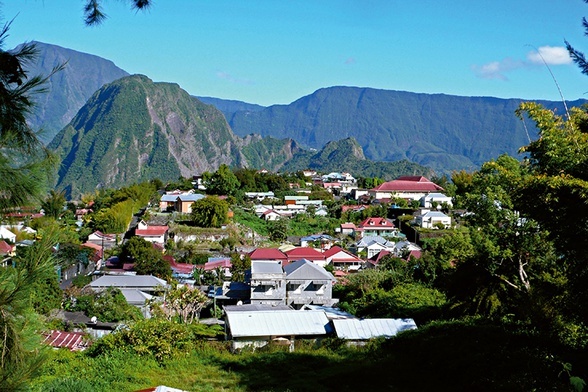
[226,86,586,173]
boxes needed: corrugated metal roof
[43,330,88,351]
[226,310,330,337]
[251,260,283,274]
[332,318,417,340]
[332,319,417,340]
[90,275,168,289]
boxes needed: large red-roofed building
[369,176,443,201]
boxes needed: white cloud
[471,58,523,80]
[526,46,572,65]
[472,46,572,80]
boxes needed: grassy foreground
[30,318,580,392]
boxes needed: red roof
[166,256,195,274]
[82,242,103,258]
[249,248,288,261]
[43,330,88,351]
[136,226,169,237]
[285,247,326,262]
[340,222,357,229]
[341,205,364,213]
[0,240,14,254]
[204,259,232,270]
[359,217,395,229]
[371,176,443,192]
[367,250,392,266]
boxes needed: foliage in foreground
[31,318,583,392]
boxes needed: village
[0,169,455,352]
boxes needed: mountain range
[22,42,588,196]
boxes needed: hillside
[282,137,433,179]
[49,75,250,197]
[226,86,587,174]
[20,42,130,144]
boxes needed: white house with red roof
[323,246,363,271]
[369,176,444,201]
[135,220,169,245]
[358,217,399,238]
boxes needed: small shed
[332,318,417,345]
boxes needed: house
[224,308,331,351]
[176,193,205,214]
[249,248,289,265]
[420,192,453,208]
[339,222,357,236]
[135,221,169,245]
[0,226,16,243]
[244,191,275,201]
[393,241,423,259]
[0,240,15,257]
[87,231,117,249]
[300,234,336,250]
[89,275,169,317]
[159,193,181,211]
[357,217,399,238]
[369,176,444,201]
[284,247,327,267]
[323,246,363,271]
[354,236,396,259]
[283,259,338,309]
[415,210,452,229]
[249,261,287,306]
[331,318,417,345]
[261,209,284,221]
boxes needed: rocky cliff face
[22,41,130,144]
[50,75,247,197]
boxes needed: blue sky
[3,1,588,106]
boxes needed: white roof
[332,318,417,340]
[421,211,450,218]
[119,289,154,305]
[251,260,283,275]
[226,310,330,338]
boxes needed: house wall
[285,279,335,309]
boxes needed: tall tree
[190,196,229,228]
[202,164,240,196]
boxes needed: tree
[190,196,229,228]
[121,236,170,279]
[202,164,240,196]
[41,190,66,219]
[0,234,57,390]
[267,218,288,242]
[230,252,251,283]
[157,285,208,324]
[0,24,60,213]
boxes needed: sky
[2,1,588,106]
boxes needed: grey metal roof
[284,259,334,281]
[332,318,417,340]
[160,194,179,202]
[251,260,283,275]
[224,304,293,312]
[89,275,168,289]
[119,289,154,305]
[226,310,330,337]
[177,194,205,202]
